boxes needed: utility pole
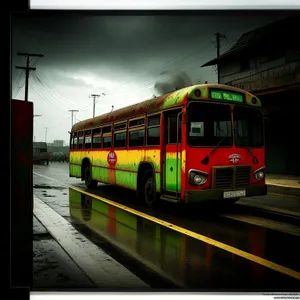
[15,52,44,102]
[214,32,226,83]
[33,115,42,142]
[69,109,79,127]
[45,127,48,143]
[89,93,105,117]
[89,94,99,118]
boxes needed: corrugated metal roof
[201,14,300,67]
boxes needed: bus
[69,83,267,207]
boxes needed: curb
[267,184,300,198]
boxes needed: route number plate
[223,190,246,199]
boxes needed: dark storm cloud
[11,10,298,143]
[12,10,294,74]
[11,10,297,99]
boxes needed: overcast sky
[11,11,294,144]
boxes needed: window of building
[240,58,250,71]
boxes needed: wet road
[33,163,300,290]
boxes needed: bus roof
[71,83,260,132]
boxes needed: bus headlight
[254,167,265,180]
[189,170,208,186]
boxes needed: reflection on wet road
[69,187,300,290]
[33,164,300,290]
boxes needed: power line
[15,52,44,102]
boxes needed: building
[52,140,64,147]
[201,14,300,175]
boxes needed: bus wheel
[84,165,97,188]
[143,170,157,208]
[46,160,49,165]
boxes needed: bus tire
[143,170,158,208]
[46,160,49,165]
[84,165,97,188]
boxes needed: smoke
[153,71,194,96]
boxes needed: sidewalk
[266,173,300,197]
[33,195,150,290]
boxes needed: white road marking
[222,214,300,237]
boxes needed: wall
[219,48,300,92]
[11,99,33,286]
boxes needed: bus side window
[103,136,112,148]
[102,125,112,148]
[84,130,92,149]
[72,132,78,149]
[70,133,73,149]
[114,132,126,148]
[129,129,144,147]
[78,132,84,149]
[147,115,160,146]
[114,122,127,148]
[92,128,101,148]
[168,115,182,144]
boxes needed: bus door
[162,109,182,201]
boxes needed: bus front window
[233,106,264,148]
[187,102,232,147]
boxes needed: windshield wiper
[233,128,259,164]
[201,134,229,165]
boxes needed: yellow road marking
[70,185,300,281]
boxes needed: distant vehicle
[33,142,49,165]
[69,83,267,208]
[51,152,66,162]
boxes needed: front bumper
[184,184,267,203]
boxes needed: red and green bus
[69,83,267,207]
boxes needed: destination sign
[210,89,244,103]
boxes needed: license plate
[223,190,246,199]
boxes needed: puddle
[34,184,66,190]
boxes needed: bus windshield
[187,102,232,147]
[187,102,264,148]
[233,105,264,148]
